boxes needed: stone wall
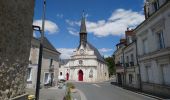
[0,0,34,100]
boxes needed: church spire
[79,11,87,48]
[80,11,87,33]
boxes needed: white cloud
[56,14,63,18]
[65,19,80,27]
[66,9,144,37]
[58,48,76,59]
[99,48,113,53]
[67,27,79,36]
[33,20,59,34]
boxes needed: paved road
[73,80,157,100]
[39,86,66,100]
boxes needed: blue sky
[33,0,145,59]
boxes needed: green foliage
[65,88,71,100]
[104,55,115,77]
[66,83,75,89]
[65,82,75,100]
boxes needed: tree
[105,55,115,77]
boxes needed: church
[59,15,109,82]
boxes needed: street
[39,88,66,100]
[73,80,157,100]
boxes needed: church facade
[59,15,109,82]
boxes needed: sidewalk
[26,86,66,100]
[110,82,169,100]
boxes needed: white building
[27,37,60,88]
[135,0,170,97]
[59,15,109,82]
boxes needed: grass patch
[67,83,75,89]
[64,83,76,100]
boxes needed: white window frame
[44,72,50,84]
[157,30,165,49]
[27,67,32,81]
[161,64,170,85]
[143,38,148,54]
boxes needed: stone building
[114,39,127,86]
[60,15,109,82]
[123,30,140,89]
[135,0,170,97]
[27,37,60,89]
[59,59,70,80]
[0,0,34,100]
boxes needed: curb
[75,89,87,100]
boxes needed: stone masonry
[0,0,34,100]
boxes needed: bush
[66,83,75,89]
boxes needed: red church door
[78,70,83,81]
[66,73,69,80]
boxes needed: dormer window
[153,0,159,11]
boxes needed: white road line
[92,84,101,87]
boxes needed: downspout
[122,47,126,87]
[135,40,142,91]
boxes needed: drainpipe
[135,40,142,91]
[122,47,126,87]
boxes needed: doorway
[66,73,69,80]
[78,70,83,81]
[117,73,122,86]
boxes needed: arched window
[89,69,93,78]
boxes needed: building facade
[115,39,126,86]
[135,0,170,97]
[27,37,60,89]
[123,30,140,89]
[59,15,109,82]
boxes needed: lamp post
[35,0,46,100]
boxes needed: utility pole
[35,0,46,100]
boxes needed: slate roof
[60,59,70,65]
[86,42,105,63]
[80,15,87,33]
[33,37,60,54]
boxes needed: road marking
[92,84,101,87]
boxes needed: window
[126,56,129,63]
[143,38,148,54]
[146,66,153,83]
[44,73,50,84]
[27,68,32,81]
[161,64,170,85]
[153,0,159,11]
[89,69,93,78]
[50,59,53,67]
[79,60,83,65]
[130,54,134,62]
[157,31,165,49]
[129,74,133,84]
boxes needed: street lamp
[34,0,46,100]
